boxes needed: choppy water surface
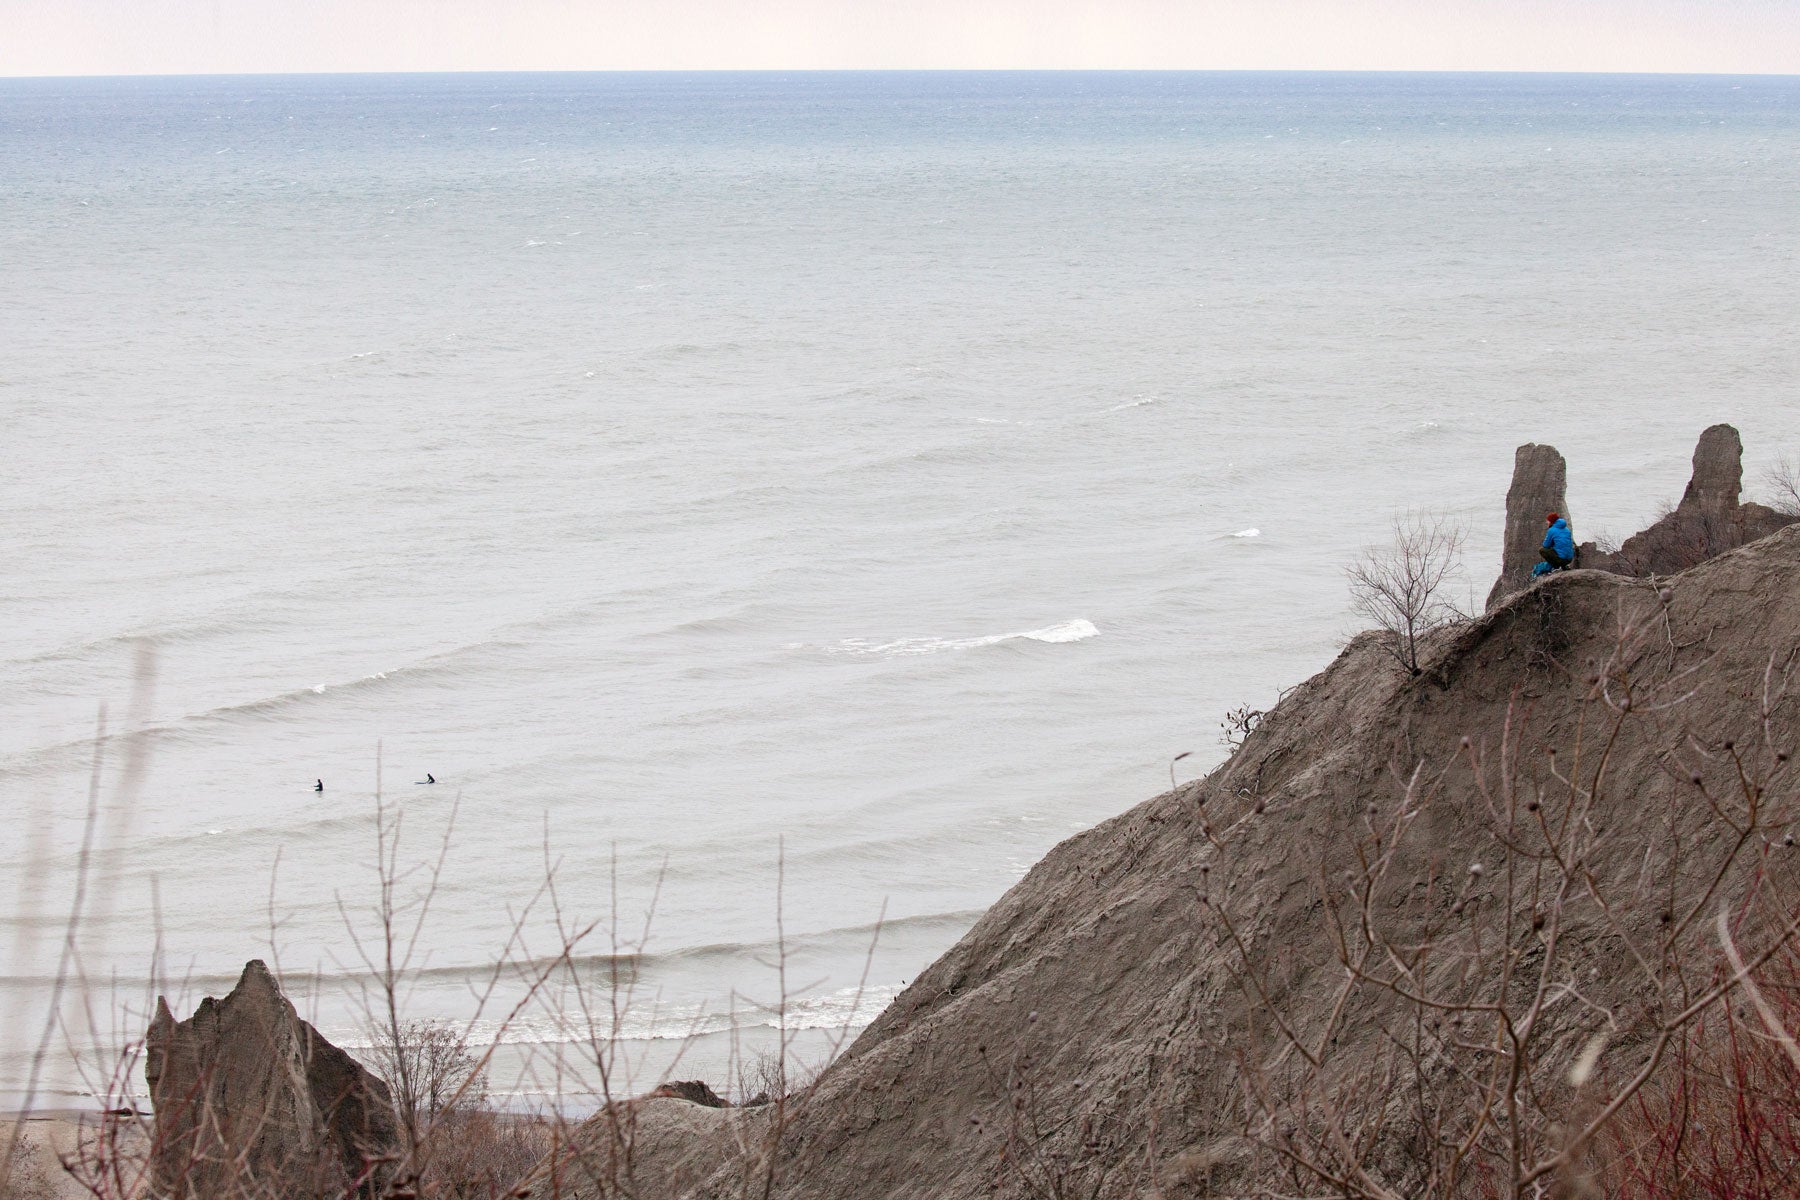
[3,70,1797,1104]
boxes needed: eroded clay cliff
[578,523,1800,1199]
[145,960,396,1199]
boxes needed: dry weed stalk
[42,788,881,1200]
[1597,937,1800,1198]
[1213,597,1800,1199]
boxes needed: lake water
[3,69,1797,1106]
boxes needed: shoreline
[5,1111,142,1200]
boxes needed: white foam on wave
[1101,395,1159,414]
[1023,618,1101,643]
[308,669,387,696]
[329,983,904,1050]
[826,619,1099,659]
[1232,528,1261,538]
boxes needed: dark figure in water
[415,773,436,785]
[1533,512,1575,577]
[314,779,324,792]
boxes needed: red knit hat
[1546,512,1559,522]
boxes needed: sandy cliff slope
[563,524,1800,1199]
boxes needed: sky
[2,0,1798,77]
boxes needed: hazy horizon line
[6,65,1798,83]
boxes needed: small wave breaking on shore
[327,982,905,1052]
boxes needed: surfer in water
[315,779,324,792]
[415,773,436,785]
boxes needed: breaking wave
[824,619,1099,659]
[327,982,905,1051]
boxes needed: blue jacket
[1542,518,1574,562]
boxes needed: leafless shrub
[1347,513,1470,674]
[1764,455,1800,518]
[417,1109,553,1200]
[735,1050,786,1107]
[365,1019,487,1137]
[1655,503,1736,573]
[1214,603,1800,1199]
[1220,705,1265,754]
[1598,937,1800,1198]
[1524,577,1573,670]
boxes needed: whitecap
[1232,528,1261,539]
[1023,618,1100,644]
[825,619,1098,659]
[1101,395,1159,414]
[330,983,904,1050]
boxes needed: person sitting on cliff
[1533,512,1575,577]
